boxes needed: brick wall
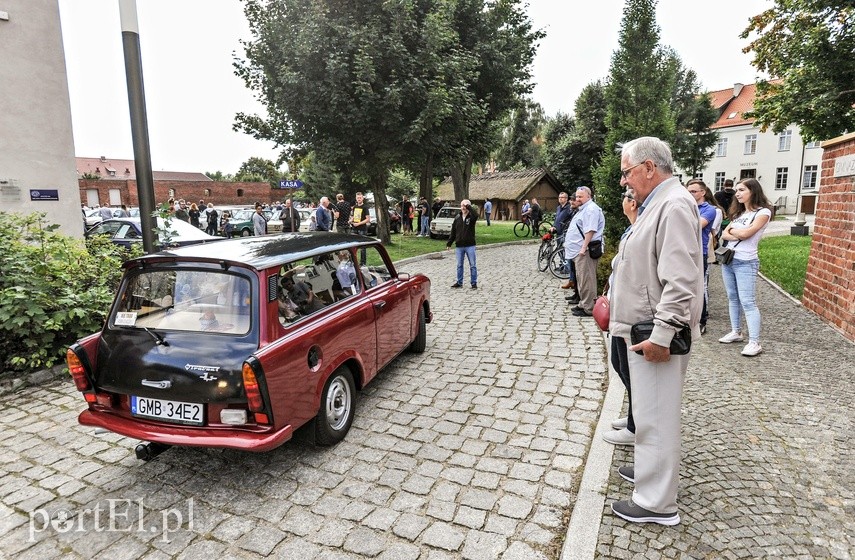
[79,180,298,207]
[802,132,855,342]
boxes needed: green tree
[493,98,546,170]
[666,54,719,177]
[235,156,281,186]
[236,0,437,243]
[543,81,607,189]
[741,1,855,140]
[205,171,234,181]
[443,0,543,201]
[592,0,678,244]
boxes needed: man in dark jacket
[446,199,478,289]
[530,198,543,237]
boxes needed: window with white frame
[715,137,728,157]
[693,172,703,180]
[805,141,820,149]
[802,165,818,190]
[715,172,726,189]
[778,130,793,151]
[744,134,757,155]
[775,167,788,190]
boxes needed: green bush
[0,212,134,374]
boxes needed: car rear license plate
[131,396,204,426]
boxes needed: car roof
[126,232,379,271]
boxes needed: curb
[0,364,68,396]
[560,332,623,560]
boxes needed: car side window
[359,246,393,289]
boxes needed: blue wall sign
[30,189,59,201]
[278,180,304,189]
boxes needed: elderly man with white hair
[315,196,332,231]
[565,185,605,318]
[608,136,703,526]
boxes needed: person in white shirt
[717,179,773,357]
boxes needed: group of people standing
[594,136,771,527]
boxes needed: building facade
[681,83,823,215]
[0,1,81,236]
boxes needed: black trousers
[611,336,635,433]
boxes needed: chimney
[733,83,744,98]
[100,156,107,162]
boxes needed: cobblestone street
[0,243,608,560]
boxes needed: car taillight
[242,363,264,412]
[66,349,91,392]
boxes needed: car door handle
[374,301,386,309]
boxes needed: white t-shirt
[729,208,772,261]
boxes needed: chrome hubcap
[325,376,351,431]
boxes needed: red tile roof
[706,80,784,130]
[75,157,212,181]
[707,83,757,129]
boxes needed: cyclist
[520,199,531,223]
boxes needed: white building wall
[0,0,81,237]
[679,124,823,214]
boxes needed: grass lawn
[380,220,530,262]
[758,235,812,299]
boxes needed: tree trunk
[449,154,473,202]
[369,172,392,245]
[420,153,434,202]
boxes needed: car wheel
[429,233,437,239]
[314,367,356,446]
[409,306,426,353]
[240,228,252,237]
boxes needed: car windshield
[438,208,460,218]
[112,269,251,335]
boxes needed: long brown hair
[729,178,771,220]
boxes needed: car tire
[429,233,437,239]
[240,228,252,237]
[314,367,356,446]
[409,306,426,353]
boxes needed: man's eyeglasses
[620,162,644,179]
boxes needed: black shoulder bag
[577,223,603,259]
[630,319,692,356]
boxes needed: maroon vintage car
[67,232,432,459]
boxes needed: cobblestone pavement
[597,267,855,559]
[0,242,609,560]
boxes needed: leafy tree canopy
[493,98,546,171]
[742,1,855,140]
[235,156,281,185]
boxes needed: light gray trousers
[627,350,689,513]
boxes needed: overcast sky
[58,0,771,174]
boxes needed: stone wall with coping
[802,132,855,341]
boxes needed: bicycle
[537,232,559,272]
[547,242,572,279]
[514,216,553,238]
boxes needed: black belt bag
[630,319,692,355]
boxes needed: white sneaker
[611,417,628,430]
[603,428,635,446]
[718,331,744,344]
[741,341,763,357]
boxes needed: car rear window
[112,269,251,335]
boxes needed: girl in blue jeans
[717,179,772,357]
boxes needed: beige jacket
[609,177,704,346]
